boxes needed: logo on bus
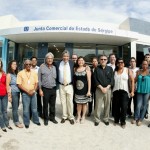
[24,26,29,31]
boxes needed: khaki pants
[94,88,111,123]
[59,84,74,120]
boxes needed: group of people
[0,51,150,134]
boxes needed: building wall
[120,18,150,36]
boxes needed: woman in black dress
[74,56,91,123]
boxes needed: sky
[0,0,150,24]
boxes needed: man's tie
[63,63,67,85]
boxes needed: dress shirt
[31,66,39,74]
[17,69,38,91]
[107,63,115,71]
[59,61,71,84]
[38,64,56,89]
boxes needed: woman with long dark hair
[0,60,12,132]
[112,58,134,128]
[6,60,23,128]
[132,60,150,126]
[74,56,91,123]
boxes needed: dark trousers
[113,90,129,125]
[127,92,137,115]
[73,99,77,116]
[37,90,43,116]
[88,91,96,114]
[42,87,56,121]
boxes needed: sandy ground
[0,91,150,150]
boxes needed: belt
[59,82,72,86]
[42,86,56,90]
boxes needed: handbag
[128,69,132,93]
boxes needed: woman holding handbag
[6,60,23,128]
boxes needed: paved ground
[0,92,150,150]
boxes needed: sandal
[16,124,24,128]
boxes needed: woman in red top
[0,60,12,132]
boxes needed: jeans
[0,95,9,128]
[12,92,20,125]
[22,93,39,126]
[134,93,150,121]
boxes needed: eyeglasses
[25,64,31,66]
[118,62,124,64]
[100,59,107,61]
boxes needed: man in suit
[55,50,75,125]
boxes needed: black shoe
[94,122,99,126]
[121,122,126,126]
[7,126,13,130]
[50,119,58,124]
[148,124,150,128]
[104,121,109,126]
[25,125,29,129]
[69,119,75,125]
[87,113,91,117]
[113,122,119,126]
[2,128,7,132]
[61,118,66,123]
[44,120,48,126]
[145,114,148,119]
[35,123,41,126]
[121,125,126,129]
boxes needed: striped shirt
[38,64,56,89]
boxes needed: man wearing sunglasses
[17,59,40,128]
[93,55,114,126]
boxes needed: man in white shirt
[55,50,75,125]
[107,53,116,71]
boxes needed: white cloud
[0,0,149,24]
